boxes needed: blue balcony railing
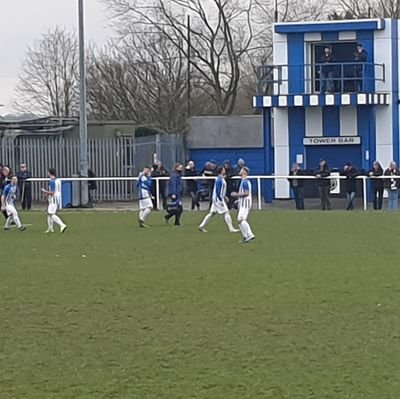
[257,62,385,96]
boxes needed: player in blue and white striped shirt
[136,166,153,228]
[1,175,25,231]
[198,166,239,233]
[41,169,67,233]
[231,167,255,243]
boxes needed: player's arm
[0,194,5,211]
[1,186,9,210]
[231,181,250,198]
[41,180,56,196]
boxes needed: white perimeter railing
[24,175,400,211]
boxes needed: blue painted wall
[287,33,305,94]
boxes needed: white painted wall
[340,107,358,136]
[274,108,290,198]
[375,20,393,166]
[273,32,288,95]
[305,108,323,137]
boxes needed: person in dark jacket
[315,159,332,210]
[223,160,237,209]
[289,163,305,210]
[368,161,384,210]
[185,160,199,210]
[319,46,336,93]
[151,161,169,210]
[353,42,368,91]
[166,163,184,225]
[17,163,32,210]
[384,161,400,210]
[88,168,97,207]
[342,162,359,210]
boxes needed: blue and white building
[254,18,400,198]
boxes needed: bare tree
[87,31,213,132]
[103,0,256,115]
[14,27,79,117]
[337,0,400,18]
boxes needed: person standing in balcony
[319,46,336,93]
[353,42,368,92]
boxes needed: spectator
[315,159,331,211]
[353,42,368,91]
[17,163,32,210]
[369,161,384,210]
[185,161,199,210]
[167,163,184,225]
[151,161,169,210]
[319,46,335,93]
[289,163,305,210]
[88,168,97,207]
[384,161,400,210]
[223,160,237,209]
[342,162,359,211]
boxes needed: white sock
[239,222,246,238]
[47,215,54,230]
[5,216,12,228]
[142,208,151,221]
[242,220,254,238]
[52,214,65,227]
[138,210,144,221]
[13,214,22,228]
[224,213,235,231]
[200,212,214,228]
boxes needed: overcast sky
[0,0,112,114]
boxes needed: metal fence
[0,134,185,202]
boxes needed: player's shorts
[210,201,228,215]
[139,198,153,210]
[47,203,59,215]
[6,205,17,217]
[237,207,250,222]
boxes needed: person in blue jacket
[165,163,184,225]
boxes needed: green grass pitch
[1,210,400,398]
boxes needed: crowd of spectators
[288,160,400,211]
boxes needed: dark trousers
[346,191,356,210]
[318,186,331,210]
[21,188,32,210]
[292,186,305,210]
[373,188,384,210]
[189,190,199,210]
[165,206,183,225]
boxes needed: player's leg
[52,213,67,232]
[7,205,23,230]
[238,208,254,242]
[138,199,152,227]
[46,214,54,233]
[223,212,240,233]
[198,211,215,232]
[48,204,67,232]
